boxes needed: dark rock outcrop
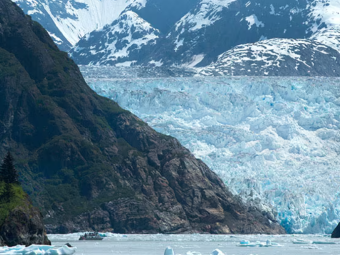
[331,223,340,238]
[0,0,285,234]
[0,195,51,246]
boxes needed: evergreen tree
[0,152,19,184]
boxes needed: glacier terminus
[84,67,340,234]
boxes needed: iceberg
[211,250,224,255]
[292,239,312,244]
[237,240,258,247]
[0,245,76,255]
[164,247,175,255]
[237,239,283,247]
[86,73,340,234]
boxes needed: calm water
[49,234,340,255]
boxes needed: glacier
[85,72,340,234]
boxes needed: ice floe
[0,245,76,255]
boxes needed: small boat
[79,232,104,241]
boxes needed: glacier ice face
[86,74,340,234]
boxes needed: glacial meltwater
[48,233,340,255]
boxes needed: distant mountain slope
[198,38,340,76]
[12,0,137,51]
[0,0,284,234]
[70,11,161,66]
[311,28,340,53]
[129,0,200,33]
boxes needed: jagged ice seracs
[85,74,340,234]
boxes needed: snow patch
[245,14,265,30]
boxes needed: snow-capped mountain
[13,0,137,51]
[198,38,340,76]
[68,0,340,70]
[85,72,340,234]
[15,0,340,72]
[13,0,199,52]
[70,11,161,66]
[157,0,340,67]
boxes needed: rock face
[331,223,340,238]
[0,0,284,234]
[0,195,51,246]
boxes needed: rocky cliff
[332,223,340,238]
[0,0,284,234]
[0,184,50,246]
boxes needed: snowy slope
[69,0,340,69]
[158,0,340,67]
[70,11,160,66]
[199,38,340,76]
[13,0,137,50]
[85,73,340,234]
[311,28,340,53]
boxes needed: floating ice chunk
[25,245,55,252]
[211,249,224,255]
[258,240,283,247]
[240,240,249,244]
[186,252,201,255]
[0,245,25,253]
[239,240,282,247]
[0,245,76,255]
[164,247,175,255]
[312,241,336,244]
[292,239,312,244]
[237,240,258,247]
[48,245,77,255]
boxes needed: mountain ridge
[13,0,340,74]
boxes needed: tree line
[0,152,19,201]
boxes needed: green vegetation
[0,153,26,225]
[0,183,26,225]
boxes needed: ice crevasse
[88,75,340,234]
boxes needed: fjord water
[84,70,340,234]
[49,234,339,255]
